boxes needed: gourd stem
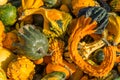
[79,39,105,59]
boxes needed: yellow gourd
[71,0,95,16]
[0,67,7,80]
[0,48,16,72]
[0,0,7,5]
[7,56,35,80]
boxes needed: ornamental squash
[41,71,66,80]
[71,0,95,16]
[90,49,105,64]
[96,0,111,12]
[0,67,7,80]
[7,56,35,80]
[78,6,109,34]
[68,16,116,77]
[0,0,7,5]
[3,31,18,50]
[8,0,21,7]
[106,12,120,45]
[0,48,16,72]
[13,24,49,60]
[110,0,120,12]
[0,3,17,26]
[43,0,61,8]
[19,8,72,38]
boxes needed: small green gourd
[0,3,17,26]
[41,71,66,80]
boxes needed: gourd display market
[0,0,120,80]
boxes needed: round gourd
[13,25,49,60]
[41,71,66,80]
[0,3,17,26]
[78,6,109,34]
[7,56,35,80]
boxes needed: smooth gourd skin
[0,3,17,26]
[41,71,66,80]
[78,6,108,34]
[13,25,49,60]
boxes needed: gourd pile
[0,0,120,80]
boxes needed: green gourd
[43,0,61,8]
[13,25,49,60]
[0,3,17,26]
[41,71,66,80]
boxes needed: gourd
[90,49,105,64]
[41,71,66,80]
[19,8,72,38]
[68,16,116,77]
[106,12,120,45]
[0,48,16,72]
[0,21,5,47]
[46,39,76,78]
[71,0,95,16]
[78,6,109,34]
[109,0,120,12]
[43,0,61,8]
[22,0,44,10]
[0,67,7,80]
[0,3,17,26]
[3,31,18,50]
[0,0,7,5]
[7,56,35,80]
[13,24,49,60]
[96,0,111,12]
[8,0,21,7]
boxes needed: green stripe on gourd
[13,25,49,60]
[0,3,17,26]
[41,71,66,80]
[78,6,108,34]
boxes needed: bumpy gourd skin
[0,3,17,26]
[7,56,35,80]
[13,25,49,60]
